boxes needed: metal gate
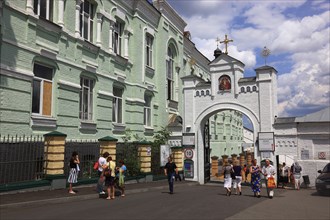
[204,120,211,183]
[64,140,100,179]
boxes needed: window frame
[34,0,54,21]
[32,63,53,117]
[113,21,124,56]
[112,87,123,124]
[79,0,94,42]
[79,77,94,121]
[166,47,174,101]
[144,94,152,127]
[145,34,153,68]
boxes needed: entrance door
[204,120,211,182]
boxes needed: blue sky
[164,0,330,118]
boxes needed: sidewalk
[0,180,197,208]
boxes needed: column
[75,0,82,38]
[221,155,229,180]
[239,153,245,167]
[58,0,65,27]
[26,0,34,14]
[96,12,103,47]
[43,131,67,189]
[231,153,238,164]
[98,136,118,161]
[123,30,130,59]
[246,152,252,182]
[108,20,115,53]
[211,156,219,177]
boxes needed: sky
[165,0,330,118]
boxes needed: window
[247,86,251,92]
[144,94,152,127]
[166,47,174,100]
[32,63,53,116]
[240,87,245,93]
[34,0,53,21]
[80,1,94,41]
[252,86,257,91]
[113,21,123,55]
[79,77,94,120]
[146,34,153,67]
[112,87,123,123]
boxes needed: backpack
[103,162,112,177]
[93,161,99,170]
[294,165,302,173]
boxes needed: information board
[182,133,195,147]
[160,145,171,167]
[258,132,275,152]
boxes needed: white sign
[146,147,151,156]
[182,133,195,146]
[160,145,171,167]
[258,132,274,152]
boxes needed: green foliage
[152,126,172,147]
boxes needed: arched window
[240,87,245,93]
[247,86,251,92]
[206,90,210,95]
[201,90,205,96]
[218,75,231,91]
[166,46,175,100]
[252,86,257,91]
[196,91,200,96]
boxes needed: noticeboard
[160,145,171,167]
[258,132,275,152]
[182,133,195,147]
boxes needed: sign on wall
[301,149,310,160]
[184,148,194,159]
[258,132,275,152]
[160,145,171,167]
[182,133,195,147]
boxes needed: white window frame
[112,87,123,124]
[80,0,94,42]
[34,0,53,21]
[113,21,123,55]
[144,95,152,127]
[146,34,153,67]
[32,63,53,116]
[166,47,174,101]
[79,77,94,121]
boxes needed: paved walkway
[0,180,195,208]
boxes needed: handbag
[231,172,236,179]
[93,161,99,170]
[267,176,276,188]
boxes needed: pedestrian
[104,156,116,200]
[164,156,178,194]
[96,151,109,195]
[232,161,243,195]
[223,161,234,196]
[117,159,127,197]
[262,159,276,199]
[68,151,80,194]
[292,161,302,190]
[279,162,290,188]
[250,159,261,198]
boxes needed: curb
[0,182,198,209]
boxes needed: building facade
[0,0,209,144]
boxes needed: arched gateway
[181,51,278,184]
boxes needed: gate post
[221,155,229,180]
[231,154,238,163]
[98,136,118,161]
[135,141,153,181]
[43,131,67,189]
[171,146,183,178]
[211,156,219,178]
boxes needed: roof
[238,77,256,83]
[295,107,330,123]
[274,117,296,124]
[254,65,278,73]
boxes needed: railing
[0,135,45,185]
[64,140,100,180]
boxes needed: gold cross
[220,34,233,54]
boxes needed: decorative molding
[0,64,34,81]
[80,121,97,131]
[58,79,81,90]
[31,115,57,129]
[126,97,145,105]
[98,90,114,98]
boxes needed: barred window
[34,0,53,21]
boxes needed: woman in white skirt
[223,161,234,196]
[68,151,80,194]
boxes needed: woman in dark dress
[250,159,261,198]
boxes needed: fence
[116,142,141,177]
[64,140,100,180]
[0,135,45,185]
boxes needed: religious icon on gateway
[219,75,231,91]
